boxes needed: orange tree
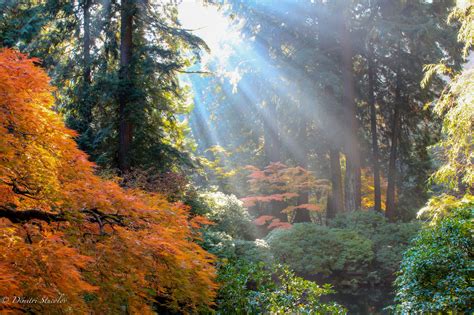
[0,49,216,314]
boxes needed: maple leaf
[0,49,217,313]
[268,219,292,230]
[253,215,275,226]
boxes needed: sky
[178,1,229,52]
[178,0,243,67]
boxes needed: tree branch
[0,206,65,223]
[0,206,126,227]
[176,69,213,75]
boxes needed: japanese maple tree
[241,162,330,230]
[0,49,216,314]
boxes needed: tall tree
[83,0,92,86]
[340,7,361,212]
[386,53,403,220]
[0,0,208,173]
[118,0,135,172]
[367,41,382,212]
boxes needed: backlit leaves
[0,49,217,314]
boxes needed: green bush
[330,211,420,280]
[394,204,473,313]
[201,230,273,263]
[197,191,275,263]
[265,212,421,294]
[329,210,389,237]
[373,221,420,279]
[201,191,256,240]
[266,223,374,291]
[216,260,346,314]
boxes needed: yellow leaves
[360,167,387,211]
[448,2,473,58]
[421,63,452,89]
[417,194,473,224]
[421,5,473,193]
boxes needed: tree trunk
[118,0,134,172]
[340,16,361,212]
[386,67,402,221]
[83,0,91,86]
[263,102,280,164]
[327,147,344,219]
[293,118,311,223]
[368,44,382,212]
[82,0,92,127]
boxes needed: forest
[0,0,472,314]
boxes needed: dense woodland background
[0,0,472,314]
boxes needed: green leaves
[216,260,346,315]
[266,223,374,289]
[394,202,473,313]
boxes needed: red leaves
[241,192,299,207]
[253,215,275,226]
[267,219,292,230]
[254,215,293,230]
[0,49,217,313]
[242,162,329,228]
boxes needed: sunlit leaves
[216,260,346,314]
[395,203,473,313]
[242,162,330,228]
[421,3,473,194]
[0,49,217,313]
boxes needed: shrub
[330,211,420,280]
[394,203,473,313]
[372,221,420,279]
[266,223,374,291]
[329,210,388,237]
[201,231,273,263]
[216,260,346,314]
[198,191,273,263]
[201,191,257,240]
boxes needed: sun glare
[178,0,242,65]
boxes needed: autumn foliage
[0,49,216,313]
[242,163,330,229]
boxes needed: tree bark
[340,15,361,212]
[81,0,93,130]
[368,44,382,212]
[327,147,344,219]
[83,0,91,86]
[0,206,125,227]
[118,0,134,172]
[386,66,402,221]
[293,118,311,223]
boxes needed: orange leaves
[254,215,275,226]
[0,222,96,313]
[0,48,88,211]
[254,215,292,230]
[267,219,292,230]
[244,162,319,197]
[0,49,216,313]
